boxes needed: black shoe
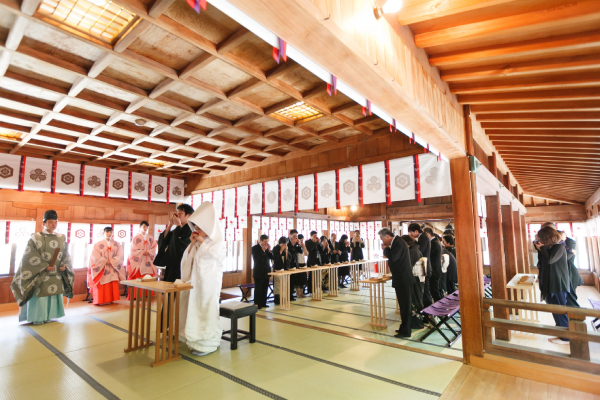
[339,284,347,288]
[257,306,263,310]
[411,321,424,329]
[394,333,411,338]
[291,297,296,301]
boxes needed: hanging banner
[150,176,168,203]
[23,157,52,192]
[223,188,236,218]
[238,215,248,229]
[213,190,223,219]
[130,173,149,201]
[339,166,359,207]
[91,224,109,243]
[297,174,314,211]
[261,216,270,231]
[108,169,129,199]
[54,161,80,195]
[170,178,185,203]
[361,161,386,205]
[287,218,294,230]
[316,170,336,209]
[237,185,249,217]
[280,178,296,212]
[113,223,132,243]
[0,154,21,190]
[70,223,90,244]
[264,180,279,214]
[419,154,452,199]
[82,165,106,197]
[249,183,263,215]
[389,156,416,202]
[9,220,35,242]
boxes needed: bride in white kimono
[179,202,226,356]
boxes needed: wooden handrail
[485,318,600,343]
[483,298,600,318]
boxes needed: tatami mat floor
[1,284,463,400]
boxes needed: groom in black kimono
[379,227,413,338]
[155,203,193,282]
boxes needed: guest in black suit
[288,230,307,299]
[251,234,272,309]
[272,236,294,303]
[379,228,413,338]
[337,235,351,288]
[424,228,443,302]
[408,223,432,307]
[329,233,340,264]
[400,235,425,329]
[442,235,458,293]
[305,231,322,294]
[351,230,365,261]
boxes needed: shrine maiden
[11,210,74,324]
[88,227,125,305]
[178,202,225,356]
[127,221,158,279]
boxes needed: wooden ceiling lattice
[0,0,400,180]
[398,0,600,204]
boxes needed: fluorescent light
[382,0,403,14]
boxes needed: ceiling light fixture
[134,119,147,126]
[373,0,403,19]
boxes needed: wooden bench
[219,302,258,350]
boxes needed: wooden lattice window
[38,0,136,43]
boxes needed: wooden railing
[483,298,600,375]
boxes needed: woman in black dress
[337,234,351,288]
[442,235,458,294]
[319,236,332,290]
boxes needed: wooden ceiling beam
[511,170,600,179]
[263,98,298,115]
[414,1,600,49]
[6,15,28,51]
[490,135,600,144]
[398,0,519,25]
[113,19,153,53]
[496,144,600,152]
[486,129,600,137]
[227,77,263,99]
[266,61,301,80]
[148,0,176,18]
[216,27,252,54]
[524,191,586,204]
[502,156,600,166]
[459,88,600,104]
[499,152,600,160]
[441,53,600,82]
[429,30,600,68]
[21,0,41,15]
[178,52,217,80]
[450,72,600,94]
[471,100,600,113]
[476,111,600,121]
[481,121,600,129]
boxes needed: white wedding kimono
[178,202,226,354]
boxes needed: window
[0,243,11,275]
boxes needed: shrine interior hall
[1,0,600,399]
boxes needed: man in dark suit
[155,203,193,282]
[252,234,272,309]
[305,231,322,294]
[408,223,432,307]
[379,228,413,338]
[424,228,443,302]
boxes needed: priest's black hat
[43,209,58,222]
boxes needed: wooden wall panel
[525,205,587,223]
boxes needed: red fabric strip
[385,160,391,206]
[67,222,71,244]
[278,180,282,214]
[6,221,10,244]
[358,165,363,207]
[314,173,318,212]
[105,169,110,198]
[262,182,266,215]
[166,178,170,204]
[80,164,85,196]
[128,171,132,200]
[234,187,238,218]
[148,175,152,202]
[294,177,299,213]
[51,160,57,194]
[414,154,421,203]
[335,169,340,210]
[18,156,26,192]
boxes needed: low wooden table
[359,275,392,328]
[220,302,258,350]
[506,273,539,335]
[122,280,193,367]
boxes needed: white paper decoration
[317,170,336,209]
[389,156,415,202]
[70,223,90,244]
[151,176,167,202]
[213,190,223,219]
[23,157,52,192]
[113,224,132,243]
[249,183,262,215]
[83,166,106,197]
[339,166,359,207]
[170,178,185,203]
[9,220,35,242]
[108,169,129,199]
[297,174,314,211]
[223,188,236,218]
[362,162,386,205]
[154,224,167,242]
[280,178,295,212]
[237,186,249,217]
[55,161,80,195]
[419,154,452,199]
[264,181,278,214]
[131,173,149,201]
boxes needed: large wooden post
[520,214,530,273]
[450,157,484,363]
[502,206,518,283]
[513,211,525,274]
[485,194,511,341]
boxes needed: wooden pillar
[488,152,498,179]
[513,211,525,274]
[242,217,253,284]
[520,214,530,273]
[485,194,511,341]
[501,205,518,283]
[35,207,44,232]
[450,157,484,363]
